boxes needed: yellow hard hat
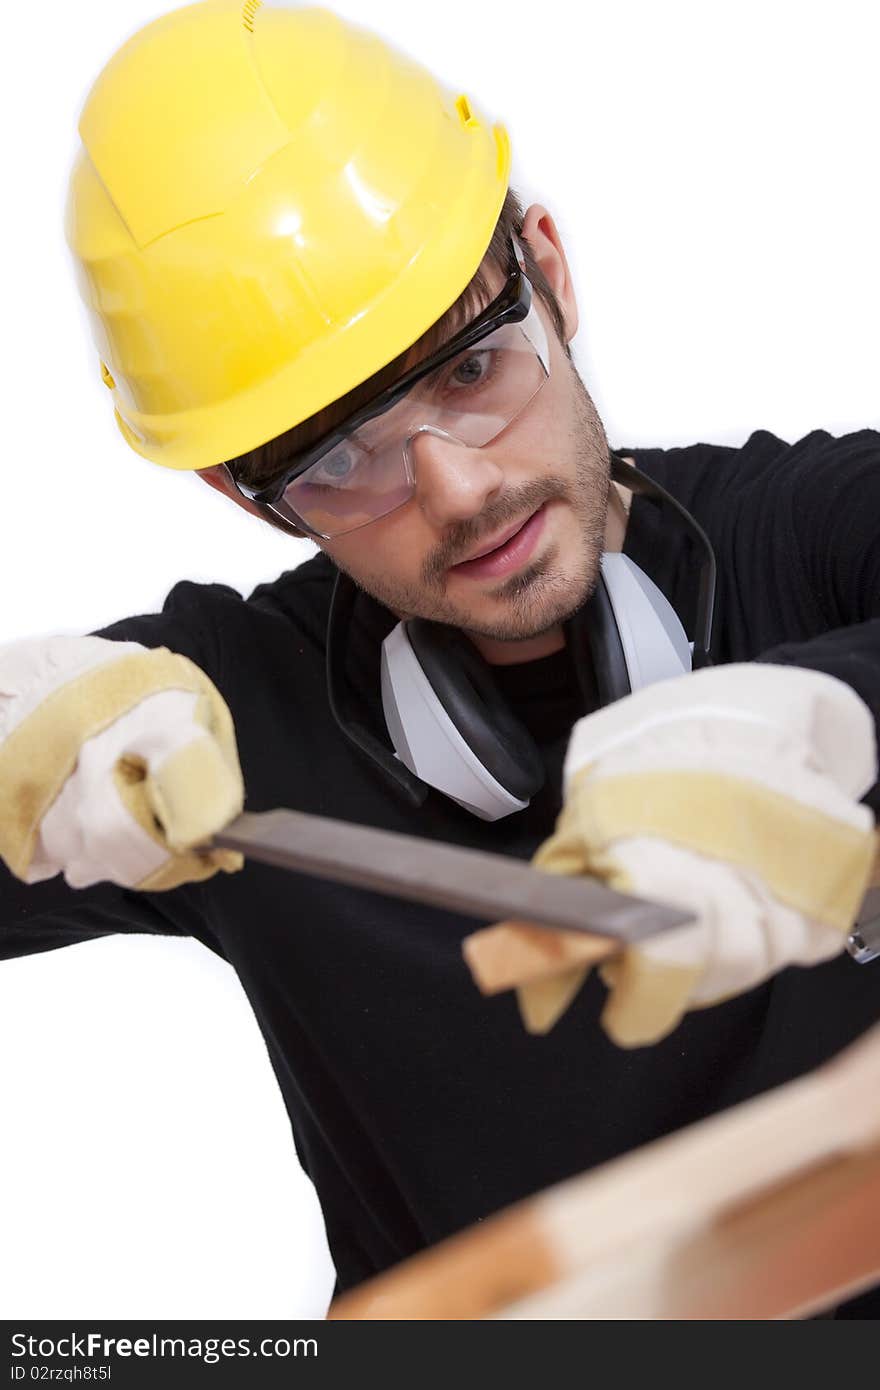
[65,0,511,471]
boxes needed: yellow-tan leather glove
[0,635,244,891]
[517,663,877,1046]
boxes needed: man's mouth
[448,503,549,580]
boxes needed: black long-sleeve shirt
[2,427,879,1313]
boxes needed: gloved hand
[0,635,244,892]
[516,663,878,1046]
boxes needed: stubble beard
[337,367,612,643]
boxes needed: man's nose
[409,428,504,529]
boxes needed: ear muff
[574,571,631,706]
[383,568,628,818]
[378,556,693,820]
[380,618,546,819]
[328,457,715,819]
[405,619,545,802]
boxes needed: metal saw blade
[213,809,694,945]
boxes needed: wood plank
[329,1022,880,1320]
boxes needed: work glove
[0,635,244,892]
[515,663,878,1046]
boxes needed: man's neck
[471,475,633,666]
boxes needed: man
[2,0,878,1314]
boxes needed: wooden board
[329,1020,880,1320]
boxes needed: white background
[1,0,877,1319]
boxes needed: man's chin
[454,551,600,644]
[356,530,603,642]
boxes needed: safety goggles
[228,235,551,540]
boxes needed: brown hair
[226,186,570,491]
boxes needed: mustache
[423,476,569,584]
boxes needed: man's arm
[1,580,246,962]
[0,861,208,962]
[624,427,880,806]
[504,429,880,1042]
[750,428,880,809]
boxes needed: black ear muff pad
[405,619,545,802]
[577,573,632,705]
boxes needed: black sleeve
[0,580,241,963]
[0,864,209,961]
[621,428,880,810]
[750,429,880,811]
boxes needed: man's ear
[519,203,579,344]
[196,464,309,539]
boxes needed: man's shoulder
[617,426,878,514]
[93,550,338,680]
[618,428,784,490]
[246,547,337,614]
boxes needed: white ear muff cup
[405,619,545,803]
[598,553,693,690]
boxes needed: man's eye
[447,350,492,389]
[313,449,358,484]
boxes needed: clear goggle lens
[272,306,550,538]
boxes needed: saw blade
[213,808,694,945]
